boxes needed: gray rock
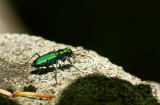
[0,33,159,105]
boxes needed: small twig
[0,89,12,97]
[12,92,54,98]
[0,88,54,98]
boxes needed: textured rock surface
[0,33,159,105]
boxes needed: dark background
[8,0,160,82]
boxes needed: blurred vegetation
[6,87,14,93]
[23,84,37,92]
[57,74,159,105]
[0,96,20,105]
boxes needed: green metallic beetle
[25,47,93,84]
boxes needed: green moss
[57,74,160,105]
[6,87,14,93]
[0,96,20,105]
[23,84,37,92]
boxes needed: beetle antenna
[73,53,94,62]
[72,49,94,62]
[72,49,84,52]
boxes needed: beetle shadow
[30,64,73,75]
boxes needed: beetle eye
[67,51,72,54]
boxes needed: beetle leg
[36,53,41,57]
[53,49,56,53]
[67,58,81,71]
[71,54,76,60]
[67,58,88,73]
[55,61,58,84]
[61,57,66,62]
[45,60,50,67]
[24,53,41,65]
